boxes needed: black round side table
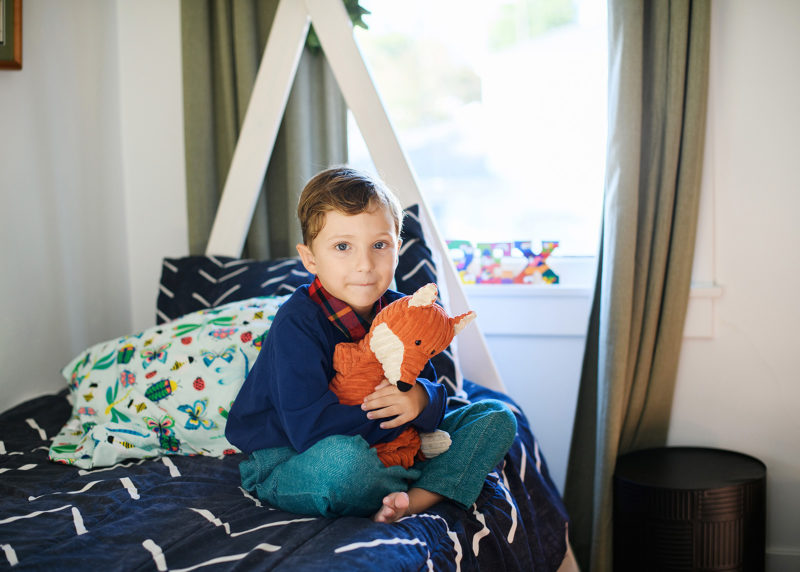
[613,447,766,571]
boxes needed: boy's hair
[297,166,403,246]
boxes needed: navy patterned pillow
[156,256,312,324]
[156,204,462,396]
[395,205,437,293]
[396,205,461,397]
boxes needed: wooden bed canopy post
[205,0,505,393]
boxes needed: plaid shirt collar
[307,276,389,342]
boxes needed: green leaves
[93,350,116,371]
[172,315,237,338]
[306,0,371,51]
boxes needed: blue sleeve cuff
[412,377,447,432]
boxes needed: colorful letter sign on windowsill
[446,240,559,285]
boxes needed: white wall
[465,285,590,497]
[668,1,800,569]
[0,0,186,410]
[116,2,189,334]
[0,1,130,408]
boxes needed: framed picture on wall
[0,0,22,70]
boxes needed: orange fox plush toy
[330,283,476,469]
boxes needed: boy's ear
[296,243,317,274]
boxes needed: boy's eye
[373,241,387,250]
[335,243,349,252]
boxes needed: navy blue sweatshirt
[225,285,447,454]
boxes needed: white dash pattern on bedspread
[335,537,428,553]
[71,506,88,534]
[0,504,69,525]
[238,486,263,507]
[1,543,19,567]
[468,469,519,556]
[497,465,519,543]
[120,477,140,499]
[143,538,280,572]
[0,463,36,474]
[396,513,463,572]
[28,479,103,501]
[25,418,47,440]
[162,456,181,477]
[0,504,87,535]
[334,538,435,571]
[0,442,35,456]
[470,507,491,557]
[189,508,315,537]
[27,477,143,501]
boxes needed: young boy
[225,166,517,522]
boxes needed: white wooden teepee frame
[205,0,505,393]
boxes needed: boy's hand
[362,380,428,429]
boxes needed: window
[348,0,607,285]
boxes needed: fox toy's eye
[430,350,435,355]
[415,340,421,346]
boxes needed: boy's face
[297,206,400,320]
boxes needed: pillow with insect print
[49,295,289,469]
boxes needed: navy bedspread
[0,381,568,571]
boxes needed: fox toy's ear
[453,311,477,335]
[408,283,438,307]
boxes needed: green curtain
[181,0,347,259]
[563,1,710,569]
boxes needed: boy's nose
[356,250,374,271]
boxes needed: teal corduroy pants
[239,399,517,517]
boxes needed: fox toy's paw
[419,429,452,459]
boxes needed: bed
[1,380,568,571]
[0,206,572,570]
[1,2,575,569]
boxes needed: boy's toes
[373,492,409,523]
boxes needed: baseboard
[766,548,800,572]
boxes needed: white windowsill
[465,284,594,297]
[462,282,722,339]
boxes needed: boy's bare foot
[372,492,410,523]
[372,488,445,523]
